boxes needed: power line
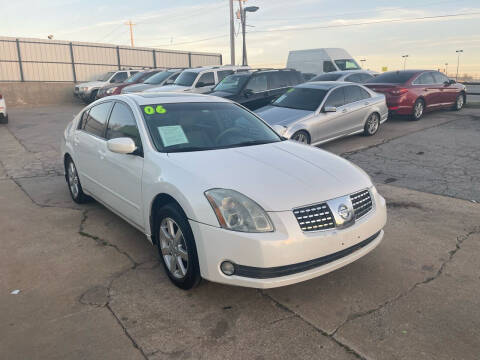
[95,23,124,43]
[151,11,480,47]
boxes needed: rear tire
[155,203,201,290]
[452,93,465,111]
[363,113,380,136]
[411,99,424,121]
[291,130,311,145]
[0,115,8,124]
[65,158,90,204]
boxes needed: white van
[286,48,361,76]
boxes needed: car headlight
[106,87,118,94]
[205,189,274,233]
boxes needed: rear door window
[345,73,373,83]
[78,109,90,130]
[344,85,371,104]
[324,87,345,108]
[83,102,112,138]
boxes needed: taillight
[0,94,3,99]
[390,88,408,96]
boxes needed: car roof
[182,65,249,74]
[296,81,349,90]
[321,70,370,75]
[117,92,232,105]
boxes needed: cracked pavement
[1,105,480,359]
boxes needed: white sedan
[61,93,387,289]
[0,93,7,124]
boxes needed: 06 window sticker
[144,105,167,115]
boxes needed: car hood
[77,81,106,89]
[255,105,313,126]
[122,83,156,93]
[210,91,236,99]
[144,85,190,93]
[166,140,372,211]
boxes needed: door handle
[98,149,106,160]
[342,108,348,113]
[423,88,429,92]
[364,102,370,106]
[73,137,80,146]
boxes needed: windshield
[141,102,281,152]
[212,74,249,94]
[97,71,115,81]
[311,73,342,81]
[272,87,328,111]
[174,71,198,86]
[366,71,417,84]
[144,71,174,85]
[334,59,360,71]
[125,71,146,83]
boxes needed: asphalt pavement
[0,104,479,359]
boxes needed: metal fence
[0,36,222,83]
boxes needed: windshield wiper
[228,140,278,148]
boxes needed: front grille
[293,203,335,232]
[350,189,373,220]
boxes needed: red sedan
[365,70,466,120]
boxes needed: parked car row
[73,67,466,146]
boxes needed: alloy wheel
[456,95,464,110]
[414,101,424,119]
[367,113,379,134]
[68,162,79,199]
[159,218,189,279]
[293,132,309,144]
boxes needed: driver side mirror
[107,137,137,154]
[323,106,337,113]
[196,81,205,88]
[244,89,254,98]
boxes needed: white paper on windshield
[157,126,189,147]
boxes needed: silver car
[255,82,388,145]
[309,70,376,83]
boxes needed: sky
[1,0,479,77]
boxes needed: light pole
[241,5,259,66]
[455,50,463,80]
[229,0,235,65]
[445,63,448,76]
[360,59,366,69]
[402,55,409,70]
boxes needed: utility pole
[126,20,135,47]
[445,63,448,76]
[229,0,235,65]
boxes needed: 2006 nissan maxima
[61,93,387,289]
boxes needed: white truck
[287,48,361,78]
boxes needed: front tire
[156,203,201,290]
[411,99,424,121]
[291,130,311,145]
[65,158,90,204]
[452,93,465,111]
[364,112,380,136]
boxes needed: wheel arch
[149,193,188,245]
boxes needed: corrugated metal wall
[0,36,222,82]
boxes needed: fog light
[220,261,235,276]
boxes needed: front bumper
[190,191,387,288]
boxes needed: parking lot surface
[1,105,479,359]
